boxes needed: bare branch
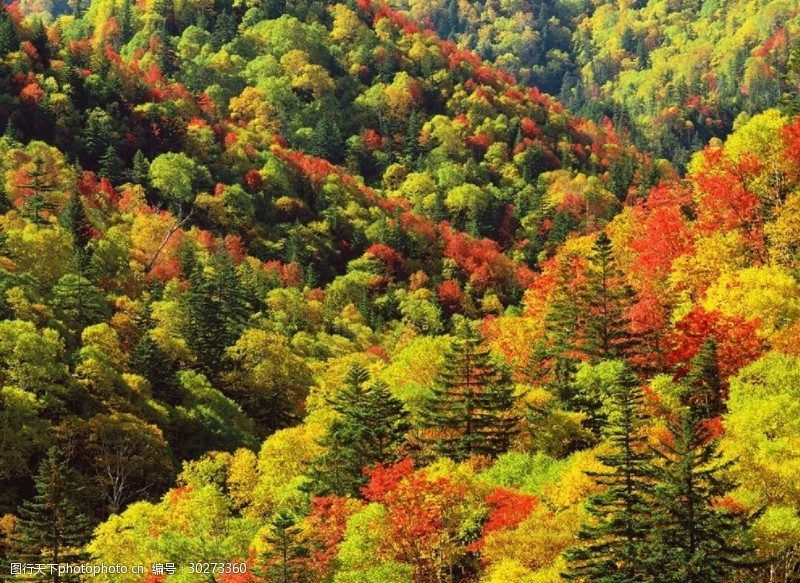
[144,205,193,273]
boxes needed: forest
[0,0,799,581]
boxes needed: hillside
[0,0,798,582]
[391,0,800,168]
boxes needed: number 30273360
[188,562,248,575]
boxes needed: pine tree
[129,304,181,405]
[129,150,150,185]
[607,155,636,203]
[30,20,49,67]
[98,145,124,184]
[50,274,110,343]
[310,117,344,164]
[0,6,18,56]
[0,179,11,216]
[257,509,309,583]
[421,320,519,461]
[60,192,94,272]
[403,109,423,165]
[184,251,250,376]
[3,119,20,143]
[682,338,725,420]
[529,254,583,405]
[643,411,757,583]
[582,232,635,362]
[118,0,134,44]
[310,365,410,497]
[563,364,655,583]
[20,156,57,225]
[13,448,91,583]
[211,10,237,51]
[780,38,800,116]
[60,192,92,252]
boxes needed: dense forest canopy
[0,0,799,581]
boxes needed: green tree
[529,254,584,405]
[420,320,519,461]
[59,192,93,271]
[644,411,757,582]
[0,6,18,55]
[310,116,345,165]
[98,146,124,184]
[183,251,250,375]
[129,150,150,186]
[80,109,115,169]
[13,448,91,582]
[310,364,410,497]
[582,232,635,362]
[563,363,654,583]
[257,509,310,583]
[780,38,800,116]
[49,274,110,344]
[682,338,725,420]
[19,156,57,226]
[223,328,313,437]
[148,152,211,207]
[169,370,256,460]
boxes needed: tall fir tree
[184,250,250,376]
[682,338,725,420]
[563,363,655,583]
[310,117,344,165]
[129,150,150,186]
[780,38,800,116]
[310,364,410,497]
[643,410,757,583]
[582,232,635,362]
[529,253,584,405]
[403,109,423,165]
[421,320,519,461]
[13,448,91,583]
[0,6,18,56]
[98,146,124,184]
[256,509,309,583]
[130,301,181,405]
[60,192,94,272]
[20,156,57,225]
[118,0,134,45]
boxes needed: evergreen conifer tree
[129,150,150,186]
[563,364,654,582]
[529,254,583,405]
[60,192,94,272]
[257,509,309,583]
[98,146,124,184]
[780,39,800,116]
[682,338,725,420]
[310,117,344,164]
[310,365,410,497]
[3,119,20,143]
[403,110,423,165]
[130,303,181,405]
[421,320,519,461]
[211,10,237,51]
[13,448,91,583]
[184,251,250,375]
[582,232,635,362]
[60,192,92,252]
[0,179,11,216]
[30,20,49,67]
[0,7,18,56]
[20,156,57,225]
[118,0,133,44]
[643,411,756,583]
